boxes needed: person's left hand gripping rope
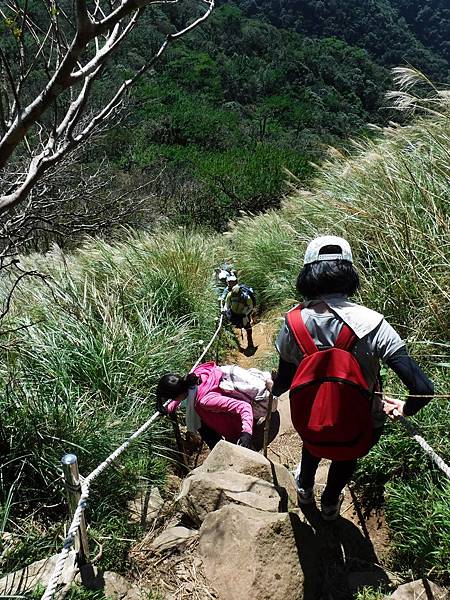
[382,395,406,420]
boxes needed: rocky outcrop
[151,526,198,552]
[198,504,308,600]
[0,550,77,596]
[102,571,151,600]
[177,469,281,525]
[193,439,274,480]
[176,440,297,525]
[171,441,320,597]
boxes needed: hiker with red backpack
[272,236,434,520]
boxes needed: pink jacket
[167,362,254,442]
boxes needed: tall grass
[0,229,226,575]
[229,76,450,578]
[231,119,450,343]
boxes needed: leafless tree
[0,0,214,319]
[0,0,214,213]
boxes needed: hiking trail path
[129,319,396,600]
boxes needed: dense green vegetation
[97,3,395,230]
[91,0,450,230]
[395,0,450,63]
[0,231,229,576]
[3,1,450,245]
[3,2,449,240]
[232,0,450,76]
[228,90,450,578]
[1,0,450,592]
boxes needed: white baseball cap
[226,274,237,283]
[303,236,353,265]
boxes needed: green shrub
[385,476,450,576]
[354,587,385,600]
[0,229,227,574]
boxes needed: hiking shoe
[294,463,315,505]
[297,487,315,505]
[321,493,344,521]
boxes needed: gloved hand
[237,432,254,450]
[156,397,169,416]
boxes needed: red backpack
[287,306,373,460]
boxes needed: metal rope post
[61,454,90,566]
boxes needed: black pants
[198,410,281,452]
[299,428,383,505]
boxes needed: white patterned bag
[218,365,278,419]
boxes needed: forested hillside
[232,0,450,75]
[96,3,391,230]
[4,2,448,243]
[87,0,450,231]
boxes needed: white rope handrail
[191,313,223,372]
[397,414,450,480]
[41,313,224,600]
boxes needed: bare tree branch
[0,0,215,211]
[0,0,214,324]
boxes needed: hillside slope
[229,81,450,579]
[232,0,450,77]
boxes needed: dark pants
[198,410,281,452]
[299,427,383,505]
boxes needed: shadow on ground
[290,504,390,600]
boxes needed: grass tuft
[0,229,228,576]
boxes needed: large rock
[177,470,280,525]
[199,504,316,600]
[195,440,272,480]
[271,461,298,510]
[389,579,449,599]
[0,550,77,596]
[192,440,298,509]
[103,571,150,600]
[151,526,198,552]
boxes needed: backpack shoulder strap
[334,323,357,351]
[286,306,318,356]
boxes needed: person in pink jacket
[156,361,280,450]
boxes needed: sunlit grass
[0,229,227,575]
[230,81,450,578]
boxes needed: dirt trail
[234,320,275,369]
[132,319,394,599]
